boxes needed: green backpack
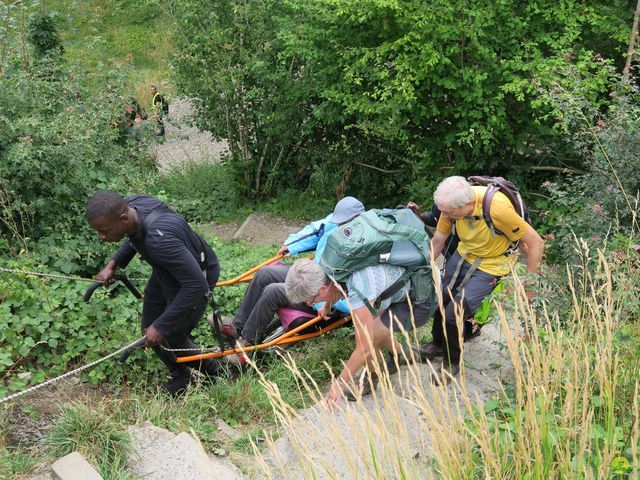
[319,208,435,313]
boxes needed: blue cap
[329,196,365,224]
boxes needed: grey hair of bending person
[285,258,329,304]
[433,176,474,209]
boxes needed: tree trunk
[622,0,640,85]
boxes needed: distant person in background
[150,85,169,136]
[114,97,147,142]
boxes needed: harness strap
[350,283,378,317]
[456,257,483,291]
[446,255,482,292]
[446,254,466,291]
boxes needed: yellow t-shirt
[436,186,530,276]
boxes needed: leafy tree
[27,13,64,58]
[169,0,632,205]
[541,83,640,263]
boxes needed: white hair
[285,259,328,304]
[433,176,474,208]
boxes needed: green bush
[28,14,64,58]
[540,85,640,264]
[0,59,157,250]
[168,0,630,204]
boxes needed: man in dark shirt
[86,190,222,395]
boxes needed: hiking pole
[83,274,143,302]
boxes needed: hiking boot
[344,371,379,402]
[416,342,444,361]
[429,359,460,386]
[385,350,414,375]
[464,319,483,341]
[208,314,239,339]
[162,374,191,397]
[226,337,251,367]
[196,360,225,384]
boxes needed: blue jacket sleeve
[283,214,333,255]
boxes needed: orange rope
[175,315,351,362]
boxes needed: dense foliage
[169,0,632,204]
[541,85,640,263]
[28,13,64,58]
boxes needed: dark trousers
[141,270,221,379]
[432,251,500,365]
[234,264,315,343]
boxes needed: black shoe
[463,320,483,341]
[385,350,413,375]
[430,360,460,386]
[198,360,224,383]
[162,374,191,397]
[416,342,444,361]
[344,371,379,402]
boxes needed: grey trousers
[431,251,500,365]
[234,264,315,343]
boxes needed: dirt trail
[149,97,229,171]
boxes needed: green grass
[0,447,39,478]
[45,402,133,479]
[46,0,174,101]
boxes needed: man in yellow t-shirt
[418,176,544,384]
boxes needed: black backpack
[467,176,531,237]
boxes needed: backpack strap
[373,270,413,310]
[350,283,378,317]
[351,269,413,317]
[481,184,499,237]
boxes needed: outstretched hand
[324,380,345,410]
[407,201,422,217]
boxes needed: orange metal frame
[174,252,350,362]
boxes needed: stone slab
[127,422,244,480]
[51,452,103,480]
[261,320,516,479]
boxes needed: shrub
[541,84,640,264]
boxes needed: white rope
[0,266,146,283]
[159,345,222,353]
[0,338,144,405]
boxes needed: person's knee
[262,282,285,300]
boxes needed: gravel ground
[149,97,230,171]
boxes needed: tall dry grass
[250,248,638,479]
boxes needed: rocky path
[149,97,230,171]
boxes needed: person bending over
[86,190,223,396]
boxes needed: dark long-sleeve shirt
[111,195,219,334]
